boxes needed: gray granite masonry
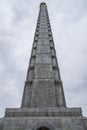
[0,2,87,130]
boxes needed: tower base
[0,107,87,130]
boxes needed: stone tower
[21,2,66,108]
[0,3,87,130]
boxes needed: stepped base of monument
[0,107,86,130]
[5,107,82,117]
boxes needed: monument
[0,3,87,130]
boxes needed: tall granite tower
[0,3,87,130]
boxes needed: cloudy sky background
[0,0,87,117]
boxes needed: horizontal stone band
[5,108,82,117]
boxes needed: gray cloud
[0,0,87,117]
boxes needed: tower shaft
[21,3,66,108]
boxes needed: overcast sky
[0,0,87,117]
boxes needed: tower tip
[40,2,46,7]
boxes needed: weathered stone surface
[5,107,82,117]
[37,39,50,46]
[2,116,87,130]
[35,64,52,79]
[36,54,51,64]
[37,45,50,54]
[39,28,48,32]
[31,80,57,107]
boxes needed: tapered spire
[21,3,66,108]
